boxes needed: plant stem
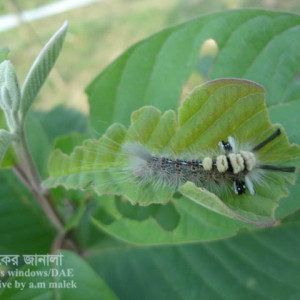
[13,128,64,233]
[14,163,82,254]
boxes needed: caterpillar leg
[233,179,246,195]
[245,176,255,195]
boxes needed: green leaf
[86,10,300,134]
[33,105,88,145]
[269,100,300,143]
[20,21,68,119]
[269,100,300,218]
[24,106,88,177]
[91,195,249,244]
[275,173,300,219]
[64,196,87,231]
[269,100,300,219]
[0,170,55,253]
[0,129,14,166]
[210,15,300,122]
[0,47,9,63]
[24,114,52,178]
[0,60,21,132]
[0,109,17,168]
[0,250,117,300]
[86,10,300,221]
[45,79,300,227]
[53,132,89,154]
[86,221,300,300]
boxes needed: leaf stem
[13,128,65,233]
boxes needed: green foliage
[20,21,68,120]
[0,22,69,168]
[85,10,300,227]
[0,9,300,300]
[26,106,88,177]
[0,130,13,165]
[0,170,54,253]
[87,221,300,300]
[0,60,20,167]
[86,10,300,134]
[91,194,248,244]
[0,60,20,132]
[45,79,299,229]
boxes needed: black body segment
[221,141,232,152]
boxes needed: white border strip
[0,0,101,32]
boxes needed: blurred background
[1,0,300,114]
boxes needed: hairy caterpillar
[123,128,295,196]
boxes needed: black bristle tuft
[252,129,281,152]
[259,165,296,173]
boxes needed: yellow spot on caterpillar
[240,151,256,171]
[203,157,212,171]
[229,153,245,174]
[216,155,228,173]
